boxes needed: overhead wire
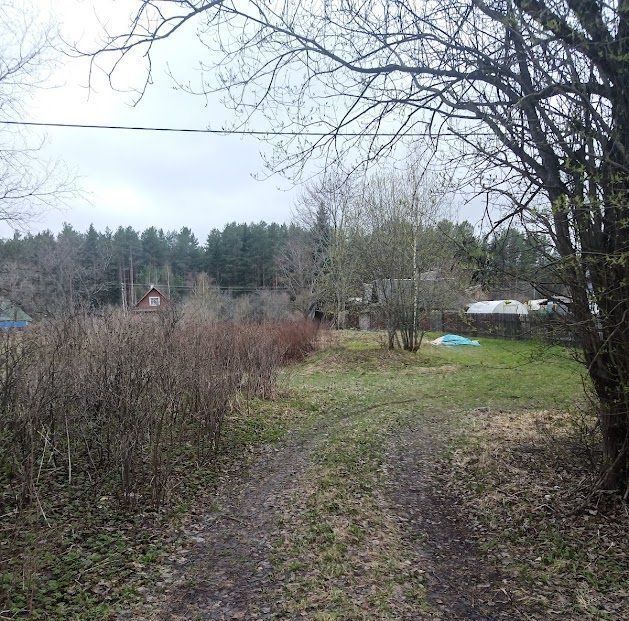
[0,119,494,138]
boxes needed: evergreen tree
[172,227,202,279]
[1,220,306,308]
[141,226,168,284]
[204,229,222,283]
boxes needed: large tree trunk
[564,216,628,494]
[581,281,629,493]
[596,35,629,491]
[592,363,629,493]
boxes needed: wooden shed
[133,286,170,312]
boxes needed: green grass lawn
[298,331,583,413]
[269,331,590,620]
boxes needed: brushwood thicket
[0,313,319,513]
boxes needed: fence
[433,311,577,344]
[351,307,577,345]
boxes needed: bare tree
[294,172,362,327]
[0,228,112,318]
[282,165,462,335]
[277,227,320,317]
[0,2,72,227]
[360,166,462,350]
[95,1,629,490]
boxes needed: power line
[0,119,493,138]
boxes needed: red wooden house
[133,286,171,312]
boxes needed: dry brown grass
[444,408,628,619]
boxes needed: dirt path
[117,333,622,621]
[124,428,318,621]
[118,335,574,620]
[385,413,525,621]
[123,409,530,620]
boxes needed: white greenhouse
[466,300,529,315]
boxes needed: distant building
[363,272,453,305]
[133,286,171,312]
[358,273,460,330]
[527,296,571,316]
[363,278,410,304]
[0,298,32,329]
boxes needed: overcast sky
[0,0,304,240]
[2,0,486,241]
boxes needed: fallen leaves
[441,408,629,619]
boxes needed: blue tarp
[0,320,29,330]
[439,334,481,347]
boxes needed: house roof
[0,297,32,322]
[527,296,571,311]
[419,269,441,282]
[134,285,170,308]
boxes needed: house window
[149,296,161,307]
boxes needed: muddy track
[385,412,527,621]
[125,427,319,621]
[124,413,531,620]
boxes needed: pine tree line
[0,218,547,318]
[0,221,297,317]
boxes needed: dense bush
[182,287,294,323]
[0,312,318,513]
[273,319,320,362]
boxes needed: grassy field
[5,330,627,620]
[265,331,609,620]
[307,330,582,407]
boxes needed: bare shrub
[275,319,320,363]
[0,312,318,515]
[235,319,320,400]
[182,287,294,324]
[237,323,284,400]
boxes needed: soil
[385,413,526,620]
[121,414,531,620]
[122,429,314,621]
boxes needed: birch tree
[361,168,461,350]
